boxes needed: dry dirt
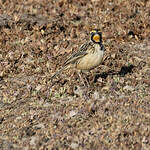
[0,0,150,149]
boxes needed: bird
[50,29,105,85]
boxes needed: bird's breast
[76,47,104,71]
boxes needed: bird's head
[90,29,102,44]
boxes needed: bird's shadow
[94,64,135,82]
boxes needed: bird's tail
[50,65,69,80]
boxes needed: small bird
[50,29,105,85]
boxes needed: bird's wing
[50,41,93,80]
[63,41,93,66]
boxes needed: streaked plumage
[50,29,105,81]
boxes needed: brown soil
[0,0,150,149]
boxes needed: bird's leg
[78,71,90,87]
[91,71,97,83]
[77,71,85,86]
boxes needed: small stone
[111,53,116,59]
[143,79,150,85]
[70,142,78,149]
[73,86,84,97]
[92,91,99,100]
[30,136,38,146]
[16,116,22,120]
[101,86,110,91]
[142,136,148,144]
[34,123,45,129]
[36,85,42,91]
[69,110,77,117]
[123,85,134,91]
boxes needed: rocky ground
[0,0,150,149]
